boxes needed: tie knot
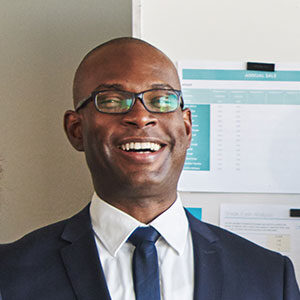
[128,226,160,246]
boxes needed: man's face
[66,42,192,199]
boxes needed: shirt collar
[90,192,189,257]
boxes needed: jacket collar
[60,204,111,300]
[185,210,223,300]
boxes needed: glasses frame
[75,88,184,113]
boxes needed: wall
[0,0,132,242]
[135,0,300,62]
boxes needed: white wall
[0,0,132,242]
[136,0,300,62]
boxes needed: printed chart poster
[177,61,300,193]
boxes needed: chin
[125,171,176,192]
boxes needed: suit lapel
[60,205,111,300]
[59,205,223,300]
[186,211,223,300]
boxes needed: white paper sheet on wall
[220,204,300,283]
[177,61,300,193]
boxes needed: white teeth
[154,144,160,151]
[141,142,150,149]
[119,142,162,152]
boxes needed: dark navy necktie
[128,226,161,300]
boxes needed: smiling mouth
[119,142,162,152]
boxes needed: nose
[121,98,157,129]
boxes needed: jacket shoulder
[0,204,90,265]
[187,211,300,298]
[0,205,92,299]
[0,217,68,261]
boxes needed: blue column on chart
[183,98,210,171]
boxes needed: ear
[182,108,192,147]
[64,110,84,151]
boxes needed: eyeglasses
[75,88,184,114]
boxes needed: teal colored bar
[183,89,300,105]
[248,91,266,104]
[231,90,248,104]
[184,104,210,171]
[265,91,284,104]
[185,207,202,221]
[285,91,300,105]
[182,69,300,81]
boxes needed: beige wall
[0,0,132,242]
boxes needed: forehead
[75,42,180,103]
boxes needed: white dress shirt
[90,192,194,300]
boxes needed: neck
[96,189,177,224]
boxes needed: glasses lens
[143,90,179,113]
[95,91,133,113]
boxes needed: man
[0,37,299,300]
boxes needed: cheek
[81,112,109,150]
[82,128,100,171]
[81,119,105,162]
[82,120,119,170]
[166,117,191,152]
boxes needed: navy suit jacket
[0,204,299,300]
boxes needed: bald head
[72,37,181,108]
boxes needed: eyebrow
[93,83,124,90]
[150,83,176,90]
[93,83,177,91]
